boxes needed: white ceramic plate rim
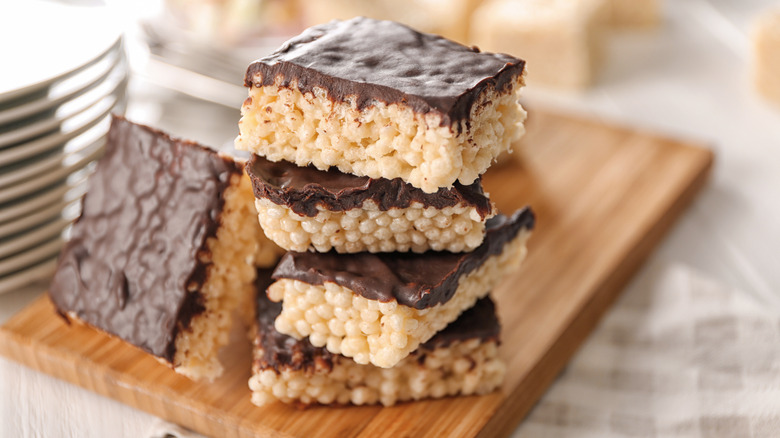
[0,236,64,277]
[0,256,57,295]
[0,105,112,167]
[0,176,87,224]
[0,57,128,148]
[0,1,122,104]
[0,139,103,204]
[0,216,70,260]
[0,44,122,126]
[0,114,111,188]
[0,198,78,239]
[0,69,125,187]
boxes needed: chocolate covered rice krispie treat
[236,17,527,194]
[246,154,495,253]
[49,116,264,381]
[266,208,534,368]
[250,276,506,407]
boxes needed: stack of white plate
[0,2,128,294]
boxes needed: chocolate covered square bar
[49,116,266,381]
[236,17,527,193]
[267,208,534,368]
[250,284,506,407]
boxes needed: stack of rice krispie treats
[237,17,536,406]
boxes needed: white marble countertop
[2,0,779,436]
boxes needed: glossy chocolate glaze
[49,116,242,362]
[244,17,525,129]
[254,266,499,373]
[423,295,500,349]
[246,154,493,218]
[272,208,534,309]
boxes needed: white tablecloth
[2,0,779,436]
[515,261,780,438]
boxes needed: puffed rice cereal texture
[267,229,530,368]
[250,338,504,407]
[236,76,526,193]
[254,198,494,253]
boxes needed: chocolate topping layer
[245,17,525,128]
[49,116,242,362]
[423,295,500,349]
[272,208,534,309]
[255,266,500,372]
[246,154,493,218]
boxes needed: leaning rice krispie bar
[246,154,495,253]
[49,116,263,381]
[251,277,506,407]
[236,17,527,194]
[267,208,534,368]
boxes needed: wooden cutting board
[0,108,713,438]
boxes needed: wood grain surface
[0,109,713,438]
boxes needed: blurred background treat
[753,7,780,103]
[299,0,482,44]
[471,0,609,90]
[606,0,661,27]
[164,0,302,44]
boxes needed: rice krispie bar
[267,208,534,368]
[753,9,780,104]
[300,0,480,44]
[236,17,527,194]
[471,0,607,90]
[251,277,506,407]
[49,116,263,381]
[246,154,495,253]
[607,0,659,28]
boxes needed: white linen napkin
[514,262,780,438]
